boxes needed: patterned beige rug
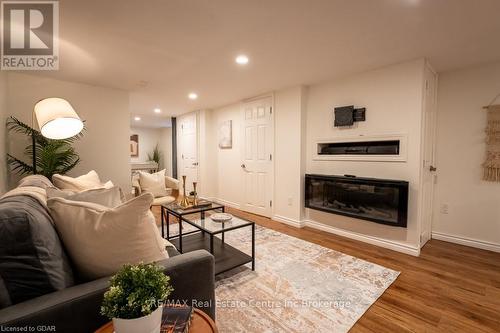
[213,225,399,333]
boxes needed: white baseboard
[208,197,419,256]
[432,232,500,253]
[272,215,305,228]
[303,220,421,257]
[208,197,241,209]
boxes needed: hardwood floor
[153,206,500,332]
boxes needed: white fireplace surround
[313,133,408,162]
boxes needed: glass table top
[163,200,224,215]
[181,215,253,234]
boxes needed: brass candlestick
[179,175,190,208]
[192,182,198,206]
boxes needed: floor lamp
[32,98,84,174]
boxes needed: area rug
[211,225,399,333]
[165,219,400,332]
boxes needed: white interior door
[178,113,198,193]
[241,97,274,217]
[421,67,438,247]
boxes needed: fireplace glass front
[305,174,408,227]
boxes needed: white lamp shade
[34,98,84,140]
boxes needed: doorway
[240,96,274,217]
[177,113,198,193]
[420,64,438,247]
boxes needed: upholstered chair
[132,174,180,206]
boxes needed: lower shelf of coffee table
[170,232,253,275]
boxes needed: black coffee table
[161,201,225,238]
[161,202,255,275]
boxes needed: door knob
[241,164,246,169]
[192,162,199,166]
[430,166,437,172]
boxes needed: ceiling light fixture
[235,55,249,65]
[154,108,161,113]
[134,116,141,121]
[188,93,198,100]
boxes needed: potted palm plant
[147,143,162,168]
[101,263,174,333]
[6,116,84,178]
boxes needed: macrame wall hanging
[483,93,500,182]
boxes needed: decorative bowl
[210,213,233,222]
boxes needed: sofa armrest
[0,251,215,331]
[156,250,215,320]
[0,277,110,333]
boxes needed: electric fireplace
[305,174,408,227]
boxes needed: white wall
[206,105,243,206]
[198,61,426,255]
[0,72,7,193]
[130,127,162,163]
[274,86,307,223]
[6,73,131,190]
[305,60,426,254]
[131,126,172,174]
[198,110,216,197]
[432,61,500,250]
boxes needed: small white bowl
[210,213,233,222]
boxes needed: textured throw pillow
[47,193,170,280]
[52,170,103,191]
[46,186,122,208]
[0,195,75,306]
[100,180,128,203]
[139,169,167,197]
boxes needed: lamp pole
[31,110,37,175]
[32,132,37,175]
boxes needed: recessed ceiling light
[188,93,198,100]
[134,116,141,121]
[154,108,161,113]
[235,55,249,65]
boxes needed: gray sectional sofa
[0,176,215,333]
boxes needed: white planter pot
[113,305,163,333]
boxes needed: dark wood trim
[171,117,177,179]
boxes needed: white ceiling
[130,115,172,129]
[31,0,500,119]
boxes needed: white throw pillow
[46,186,122,208]
[52,170,103,191]
[139,169,167,197]
[47,193,170,280]
[103,180,114,189]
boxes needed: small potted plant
[101,263,174,333]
